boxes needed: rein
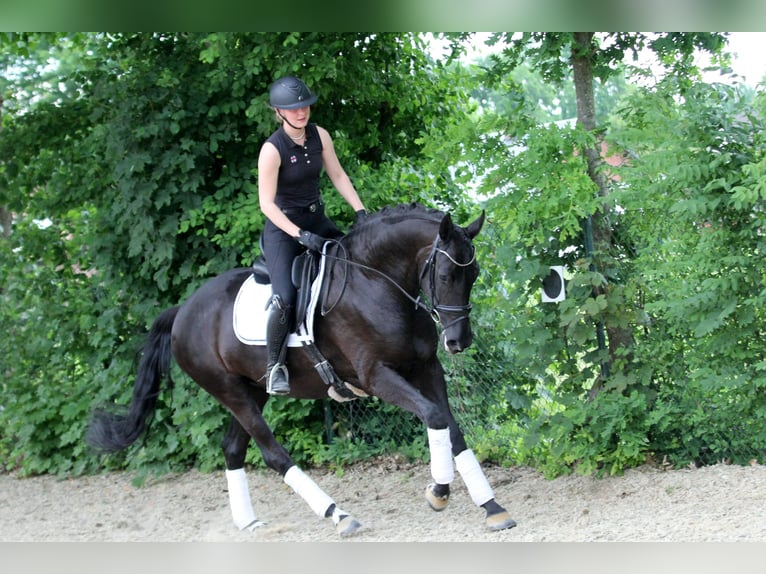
[322,244,429,315]
[322,232,476,331]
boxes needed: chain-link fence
[322,336,519,461]
[320,333,766,471]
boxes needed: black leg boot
[265,295,291,395]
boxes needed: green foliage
[649,373,766,468]
[326,398,429,465]
[491,77,766,477]
[604,80,766,468]
[524,388,654,478]
[258,398,329,468]
[0,212,113,476]
[443,339,532,464]
[614,80,766,372]
[474,57,635,125]
[453,32,765,478]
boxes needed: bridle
[322,231,477,332]
[417,233,477,330]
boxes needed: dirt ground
[2,457,765,542]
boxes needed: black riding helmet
[268,76,318,109]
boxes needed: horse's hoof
[336,515,362,537]
[425,483,450,512]
[242,519,267,532]
[486,510,517,531]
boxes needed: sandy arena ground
[2,457,765,542]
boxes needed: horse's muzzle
[442,325,473,354]
[434,304,473,354]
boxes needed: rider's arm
[258,141,302,238]
[318,126,366,213]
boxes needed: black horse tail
[87,306,180,453]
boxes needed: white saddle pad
[232,255,326,347]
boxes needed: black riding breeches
[262,204,342,308]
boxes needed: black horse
[87,203,516,537]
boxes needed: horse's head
[422,211,485,354]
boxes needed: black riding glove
[296,229,328,252]
[355,209,368,224]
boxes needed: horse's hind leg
[282,466,361,537]
[221,416,265,531]
[205,376,361,537]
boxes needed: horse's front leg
[378,360,517,532]
[425,428,516,531]
[454,447,517,531]
[368,360,517,531]
[424,427,454,511]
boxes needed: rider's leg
[265,294,292,395]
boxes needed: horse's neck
[354,219,438,286]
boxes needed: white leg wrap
[284,465,335,518]
[427,427,455,484]
[455,449,495,507]
[225,468,262,530]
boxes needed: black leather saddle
[252,238,319,331]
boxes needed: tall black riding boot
[265,295,292,395]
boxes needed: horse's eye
[438,273,449,283]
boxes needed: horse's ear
[439,212,454,241]
[465,210,485,239]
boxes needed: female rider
[258,76,367,395]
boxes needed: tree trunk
[571,33,635,397]
[0,94,8,239]
[0,206,10,238]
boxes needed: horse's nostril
[446,340,463,354]
[444,333,473,354]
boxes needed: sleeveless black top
[265,123,324,209]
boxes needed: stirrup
[267,364,290,395]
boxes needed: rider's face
[277,106,311,127]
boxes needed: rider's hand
[296,229,328,252]
[354,209,368,225]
